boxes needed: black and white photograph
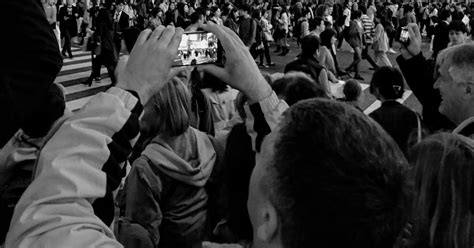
[1,0,473,247]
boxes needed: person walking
[360,5,379,70]
[83,6,118,87]
[373,16,392,67]
[345,10,364,81]
[258,10,275,67]
[58,0,78,59]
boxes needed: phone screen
[172,31,218,67]
[399,27,410,44]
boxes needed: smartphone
[399,26,410,46]
[172,31,218,67]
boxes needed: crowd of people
[0,0,474,248]
[41,0,474,87]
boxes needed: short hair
[190,11,204,23]
[315,4,328,17]
[448,20,468,33]
[352,9,362,19]
[267,99,410,248]
[370,66,405,100]
[409,133,474,248]
[343,79,362,101]
[310,17,324,30]
[145,77,192,138]
[320,28,337,48]
[438,43,474,85]
[300,34,320,55]
[272,72,329,105]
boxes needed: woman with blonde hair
[119,77,223,248]
[409,133,474,248]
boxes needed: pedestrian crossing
[58,48,420,114]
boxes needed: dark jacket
[58,5,78,36]
[239,16,256,47]
[120,128,223,248]
[396,52,455,132]
[432,20,449,58]
[0,0,63,147]
[114,11,130,34]
[369,101,419,154]
[97,8,118,64]
[284,56,324,82]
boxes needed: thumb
[198,64,229,83]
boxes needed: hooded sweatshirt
[120,127,217,248]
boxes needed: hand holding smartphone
[172,31,218,67]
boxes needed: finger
[158,25,176,47]
[198,64,228,83]
[168,27,184,53]
[136,28,152,46]
[148,25,166,43]
[407,23,421,42]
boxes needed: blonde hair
[145,77,192,138]
[410,133,474,248]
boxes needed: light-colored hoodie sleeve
[5,87,143,248]
[244,91,288,152]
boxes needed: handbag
[263,31,273,42]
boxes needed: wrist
[116,74,150,105]
[246,79,273,104]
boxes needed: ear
[256,201,279,243]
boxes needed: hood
[142,128,216,187]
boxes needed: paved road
[58,39,429,114]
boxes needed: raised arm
[6,26,184,248]
[200,23,288,152]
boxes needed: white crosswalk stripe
[58,48,417,114]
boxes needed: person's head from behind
[370,66,405,101]
[405,5,414,13]
[272,72,329,105]
[300,34,320,57]
[409,133,474,248]
[343,79,362,102]
[352,9,362,20]
[141,77,192,139]
[248,98,410,248]
[320,28,337,48]
[434,43,474,125]
[190,11,204,25]
[448,20,468,46]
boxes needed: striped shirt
[361,14,374,44]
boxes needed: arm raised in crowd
[200,23,288,152]
[396,23,453,131]
[5,26,183,248]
